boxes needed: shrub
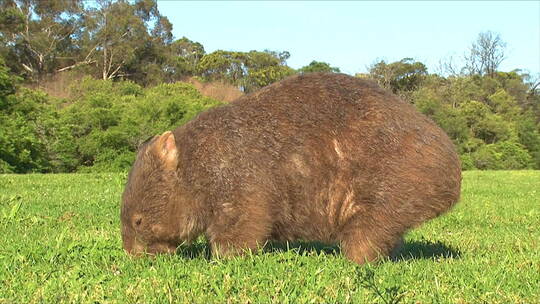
[472,141,533,170]
[0,86,55,173]
[59,80,222,172]
[460,154,475,171]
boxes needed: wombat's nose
[123,237,146,256]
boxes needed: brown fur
[120,73,462,264]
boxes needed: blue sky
[157,1,540,76]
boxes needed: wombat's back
[176,73,461,244]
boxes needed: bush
[516,114,540,169]
[0,70,223,173]
[460,154,475,171]
[59,79,222,172]
[472,141,533,170]
[0,85,55,173]
[2,62,539,173]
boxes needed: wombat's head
[120,131,182,256]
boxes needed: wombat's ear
[152,131,178,170]
[138,135,158,149]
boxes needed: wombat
[120,72,461,264]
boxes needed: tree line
[0,0,305,91]
[1,0,539,173]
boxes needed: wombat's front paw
[210,239,264,259]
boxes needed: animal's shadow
[175,239,460,261]
[174,240,339,260]
[175,241,211,259]
[264,241,341,255]
[392,240,461,261]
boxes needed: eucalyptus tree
[198,50,294,92]
[0,0,84,80]
[368,58,427,95]
[80,0,173,81]
[298,60,340,74]
[464,31,506,77]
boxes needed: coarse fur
[120,72,462,264]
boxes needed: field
[0,171,539,303]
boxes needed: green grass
[0,171,539,303]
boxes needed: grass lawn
[0,171,539,303]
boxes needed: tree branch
[56,59,96,72]
[21,63,35,73]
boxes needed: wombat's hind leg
[339,221,404,265]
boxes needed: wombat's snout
[122,234,144,256]
[123,236,177,256]
[121,226,145,256]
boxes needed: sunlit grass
[1,171,539,303]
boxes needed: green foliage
[0,88,54,173]
[298,60,340,74]
[472,141,533,170]
[488,89,521,118]
[369,58,427,94]
[2,58,540,172]
[0,0,174,84]
[59,78,222,171]
[243,51,296,91]
[0,62,222,172]
[459,154,475,171]
[1,16,539,172]
[1,1,296,89]
[198,50,294,92]
[516,114,540,168]
[0,60,54,173]
[0,0,83,79]
[0,57,17,105]
[433,107,470,147]
[198,50,244,82]
[167,37,206,79]
[408,70,539,170]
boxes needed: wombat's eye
[133,216,143,227]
